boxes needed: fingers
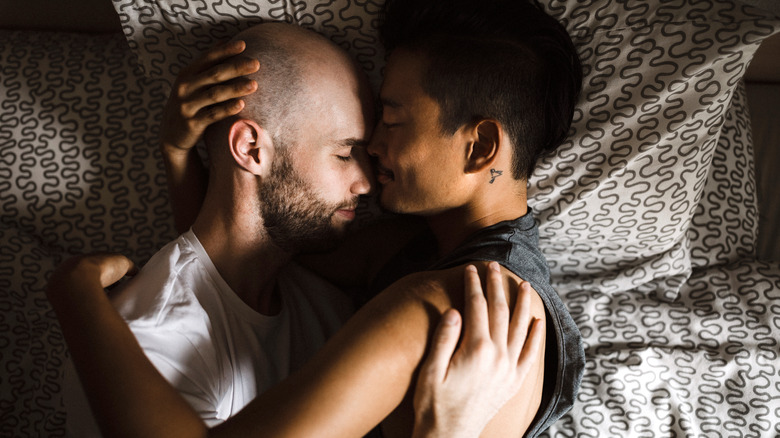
[181,39,249,77]
[175,39,260,118]
[516,317,545,373]
[419,309,462,384]
[461,262,541,367]
[507,279,533,360]
[462,265,489,347]
[182,80,256,119]
[486,261,510,345]
[96,253,138,288]
[182,57,259,101]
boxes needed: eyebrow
[338,138,370,148]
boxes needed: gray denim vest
[370,212,584,437]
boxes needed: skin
[181,23,373,315]
[47,28,549,438]
[47,254,543,438]
[275,48,548,437]
[369,49,531,256]
[411,264,544,438]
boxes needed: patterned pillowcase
[112,0,386,92]
[0,31,176,263]
[111,0,780,300]
[530,2,779,300]
[687,81,758,269]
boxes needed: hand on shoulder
[411,262,545,438]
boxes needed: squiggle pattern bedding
[0,31,175,436]
[556,259,780,437]
[1,1,779,437]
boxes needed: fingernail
[443,311,459,325]
[466,265,477,273]
[490,261,501,272]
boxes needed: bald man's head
[204,22,369,165]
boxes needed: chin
[379,196,404,214]
[378,188,403,211]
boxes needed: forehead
[380,49,447,129]
[380,49,427,103]
[294,80,371,148]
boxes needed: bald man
[62,22,376,435]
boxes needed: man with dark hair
[49,0,584,437]
[376,0,581,181]
[360,1,584,435]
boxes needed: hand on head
[160,40,260,156]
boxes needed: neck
[426,184,528,257]
[191,183,291,316]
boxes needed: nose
[351,147,375,196]
[366,122,385,158]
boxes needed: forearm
[46,261,207,438]
[211,280,435,438]
[160,145,208,233]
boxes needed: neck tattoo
[489,168,503,184]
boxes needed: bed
[1,0,779,436]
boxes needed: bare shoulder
[380,261,547,323]
[375,262,549,438]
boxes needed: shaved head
[205,22,368,163]
[196,22,374,253]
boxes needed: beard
[259,151,355,254]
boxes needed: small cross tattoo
[489,168,503,184]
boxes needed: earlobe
[464,119,501,174]
[228,119,274,176]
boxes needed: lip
[374,161,395,185]
[336,209,356,220]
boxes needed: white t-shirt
[64,230,354,436]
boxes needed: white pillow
[530,2,779,300]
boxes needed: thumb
[97,254,138,288]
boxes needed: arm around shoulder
[214,263,545,438]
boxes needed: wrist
[159,141,195,159]
[46,258,102,304]
[411,414,460,438]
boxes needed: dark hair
[379,0,582,179]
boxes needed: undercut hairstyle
[380,0,582,179]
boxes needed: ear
[228,119,275,176]
[464,119,501,174]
